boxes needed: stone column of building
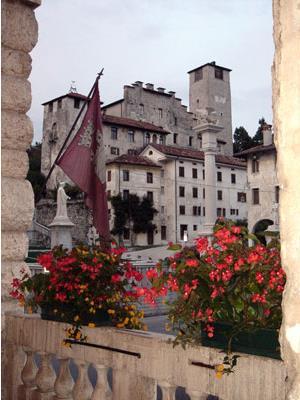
[1,0,41,314]
[193,118,223,234]
[273,1,300,399]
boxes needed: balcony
[4,311,286,400]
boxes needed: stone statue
[55,182,70,219]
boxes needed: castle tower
[41,93,87,189]
[188,61,233,155]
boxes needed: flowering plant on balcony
[138,220,285,376]
[11,244,146,344]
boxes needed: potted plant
[11,244,146,344]
[137,220,285,376]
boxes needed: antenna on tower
[69,81,77,93]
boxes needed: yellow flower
[215,364,224,379]
[74,315,80,322]
[215,364,224,372]
[116,323,125,329]
[88,323,96,328]
[129,311,135,316]
[216,371,223,379]
[62,340,71,347]
[142,324,148,331]
[108,309,115,315]
[123,317,129,325]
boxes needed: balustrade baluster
[91,364,112,400]
[32,352,56,399]
[3,343,25,400]
[53,358,74,400]
[18,348,38,400]
[159,381,176,400]
[72,360,93,400]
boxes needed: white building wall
[106,164,162,246]
[140,146,248,244]
[247,151,279,233]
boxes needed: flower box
[201,321,280,359]
[40,303,113,327]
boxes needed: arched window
[144,132,150,145]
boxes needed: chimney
[262,123,273,146]
[146,83,154,90]
[157,87,165,93]
[210,61,216,66]
[168,91,176,97]
[135,81,143,87]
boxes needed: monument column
[193,114,223,235]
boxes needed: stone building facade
[103,61,233,154]
[236,124,279,237]
[41,92,170,189]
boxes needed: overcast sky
[29,0,274,143]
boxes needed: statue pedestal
[48,216,74,250]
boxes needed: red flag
[57,81,110,245]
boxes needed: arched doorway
[253,219,274,245]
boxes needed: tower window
[192,168,198,179]
[74,98,81,109]
[57,99,62,109]
[217,171,222,182]
[194,69,203,82]
[139,103,144,114]
[173,133,178,144]
[179,186,185,197]
[48,102,53,112]
[231,173,236,184]
[217,190,223,201]
[179,166,185,177]
[193,187,198,198]
[215,67,223,80]
[158,108,163,118]
[189,136,193,147]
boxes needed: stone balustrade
[4,312,286,400]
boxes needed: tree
[110,194,158,246]
[252,117,266,146]
[26,142,46,202]
[233,126,253,153]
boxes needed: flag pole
[38,69,104,201]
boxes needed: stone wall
[36,199,90,245]
[1,0,40,314]
[273,1,300,399]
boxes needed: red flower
[186,259,199,267]
[111,274,121,283]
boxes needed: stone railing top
[5,311,286,399]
